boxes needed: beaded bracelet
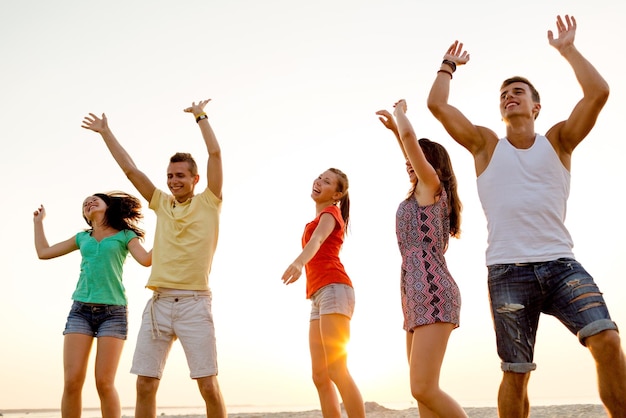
[442,59,457,72]
[195,113,208,123]
[437,69,453,79]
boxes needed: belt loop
[194,291,198,301]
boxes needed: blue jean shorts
[63,300,128,340]
[488,258,617,373]
[309,283,355,321]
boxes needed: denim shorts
[131,289,217,379]
[63,300,128,340]
[309,283,355,321]
[488,258,617,373]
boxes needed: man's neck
[505,121,536,149]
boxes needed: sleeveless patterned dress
[396,189,461,331]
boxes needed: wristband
[437,69,453,79]
[195,113,208,123]
[442,59,457,72]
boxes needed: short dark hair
[170,152,198,176]
[501,76,540,103]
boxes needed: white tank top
[477,135,574,265]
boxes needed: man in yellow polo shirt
[82,99,226,418]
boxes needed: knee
[327,363,348,382]
[136,376,159,399]
[63,378,84,394]
[410,380,435,404]
[198,376,222,402]
[587,330,624,359]
[95,375,115,395]
[311,369,333,390]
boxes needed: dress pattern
[396,190,461,331]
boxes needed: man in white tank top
[427,15,625,417]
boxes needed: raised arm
[376,109,408,160]
[427,42,498,174]
[393,100,441,196]
[545,15,609,157]
[281,213,336,285]
[33,205,78,259]
[81,114,156,203]
[184,100,223,199]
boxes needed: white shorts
[130,288,218,379]
[309,283,355,321]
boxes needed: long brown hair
[328,167,350,236]
[406,139,462,238]
[85,191,146,240]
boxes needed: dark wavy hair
[406,139,462,238]
[328,167,350,237]
[83,191,145,240]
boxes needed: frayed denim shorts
[488,258,617,373]
[63,300,128,340]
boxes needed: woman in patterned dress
[377,100,466,417]
[281,168,365,418]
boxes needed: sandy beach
[220,402,607,418]
[0,402,609,418]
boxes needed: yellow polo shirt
[147,188,221,290]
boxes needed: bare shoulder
[472,126,500,176]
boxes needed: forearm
[197,118,221,157]
[99,127,141,176]
[197,116,223,198]
[33,223,50,259]
[391,125,408,160]
[98,127,155,201]
[560,45,609,100]
[293,239,323,268]
[427,71,453,115]
[395,111,415,142]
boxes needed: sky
[1,0,625,411]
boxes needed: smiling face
[405,159,417,184]
[311,170,342,205]
[500,81,541,122]
[167,161,199,202]
[82,195,108,224]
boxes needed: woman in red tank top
[281,168,365,418]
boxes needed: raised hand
[81,113,108,133]
[548,15,576,52]
[444,40,470,67]
[183,99,211,116]
[376,109,398,132]
[33,204,46,222]
[393,99,408,116]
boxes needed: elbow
[122,166,139,179]
[142,251,153,267]
[36,252,51,260]
[427,100,443,117]
[399,129,416,143]
[588,81,610,107]
[598,84,610,105]
[208,149,222,160]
